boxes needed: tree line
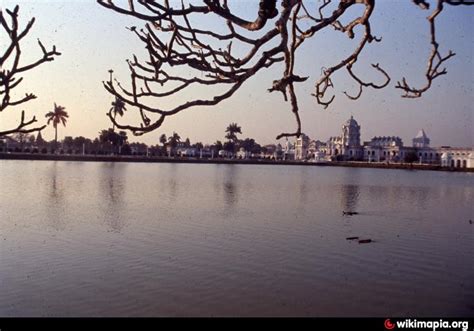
[0,121,271,158]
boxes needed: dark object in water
[346,236,359,240]
[343,211,359,216]
[358,239,372,244]
[469,220,472,224]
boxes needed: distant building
[294,116,364,161]
[295,134,310,160]
[261,144,275,158]
[218,149,232,158]
[307,140,325,160]
[412,129,430,148]
[0,136,23,151]
[326,116,363,160]
[403,129,442,164]
[177,147,198,157]
[440,148,473,168]
[36,131,46,147]
[236,147,250,159]
[200,147,213,158]
[283,138,295,160]
[363,136,404,162]
[130,143,148,155]
[294,117,472,168]
[327,135,343,158]
[341,116,363,159]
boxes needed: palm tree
[168,132,181,149]
[159,133,167,146]
[167,132,181,156]
[45,103,68,151]
[225,122,242,143]
[110,97,126,131]
[214,140,223,151]
[225,123,242,155]
[118,130,128,154]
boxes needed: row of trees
[1,129,142,156]
[158,122,266,156]
[223,123,264,155]
[1,120,270,158]
[1,101,70,150]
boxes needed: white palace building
[294,116,473,169]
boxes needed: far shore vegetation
[0,122,281,160]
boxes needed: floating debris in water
[358,239,372,244]
[343,211,359,216]
[346,236,359,240]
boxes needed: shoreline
[1,152,473,173]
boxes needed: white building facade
[363,136,404,162]
[293,116,473,168]
[295,116,364,161]
[440,148,473,168]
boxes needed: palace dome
[415,129,429,140]
[345,115,359,127]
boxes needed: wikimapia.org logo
[384,319,470,331]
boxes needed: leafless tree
[0,5,60,136]
[98,0,472,139]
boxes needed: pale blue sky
[1,0,473,147]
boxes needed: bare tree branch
[344,62,390,100]
[97,0,472,139]
[396,0,473,98]
[0,110,46,136]
[0,5,60,137]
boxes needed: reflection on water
[45,162,66,231]
[99,163,126,233]
[339,168,361,213]
[340,185,360,212]
[49,162,61,200]
[0,161,473,317]
[165,164,178,203]
[223,165,239,208]
[297,166,309,207]
[364,184,431,212]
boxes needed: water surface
[0,160,473,316]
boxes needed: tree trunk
[54,126,58,152]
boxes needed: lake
[0,160,473,316]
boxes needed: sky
[1,0,473,147]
